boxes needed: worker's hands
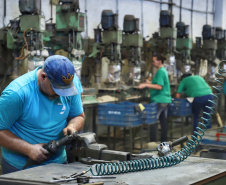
[175,93,181,98]
[63,125,77,136]
[27,144,49,163]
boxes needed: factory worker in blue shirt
[0,55,85,174]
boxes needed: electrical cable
[15,28,30,61]
[15,28,38,61]
[86,60,226,176]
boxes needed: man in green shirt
[176,74,213,133]
[139,54,171,142]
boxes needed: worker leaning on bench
[176,74,213,133]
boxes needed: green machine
[147,10,177,84]
[175,22,193,74]
[149,10,176,56]
[191,37,205,75]
[202,25,217,63]
[191,25,217,79]
[0,0,46,91]
[87,10,122,89]
[43,0,85,77]
[202,25,217,81]
[121,15,143,86]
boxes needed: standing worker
[138,54,171,142]
[176,74,213,132]
[0,55,85,174]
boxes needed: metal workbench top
[0,156,226,185]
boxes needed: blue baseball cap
[43,55,78,96]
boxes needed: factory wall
[0,0,218,42]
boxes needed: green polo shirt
[150,67,171,103]
[177,75,212,97]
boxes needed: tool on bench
[51,171,116,183]
[157,136,188,156]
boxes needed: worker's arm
[63,112,85,136]
[138,82,162,90]
[0,91,49,162]
[175,93,181,98]
[145,79,152,84]
[0,130,49,162]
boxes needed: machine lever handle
[171,136,188,147]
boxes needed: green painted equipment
[20,15,45,32]
[44,0,86,57]
[56,11,85,32]
[215,27,226,60]
[121,15,143,85]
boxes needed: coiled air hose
[87,61,226,176]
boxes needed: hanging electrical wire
[15,28,32,61]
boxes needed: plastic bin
[168,98,192,116]
[142,103,158,124]
[98,101,142,127]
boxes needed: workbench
[0,157,226,185]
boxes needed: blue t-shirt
[73,74,83,94]
[0,67,83,169]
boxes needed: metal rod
[50,1,53,23]
[168,0,173,15]
[212,0,215,27]
[39,0,42,15]
[36,31,38,50]
[191,0,193,40]
[73,29,75,49]
[4,0,6,17]
[85,0,88,38]
[3,0,6,27]
[179,0,182,22]
[141,0,144,36]
[68,33,71,52]
[116,0,119,15]
[160,0,162,10]
[206,0,209,24]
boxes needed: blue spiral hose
[86,61,226,176]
